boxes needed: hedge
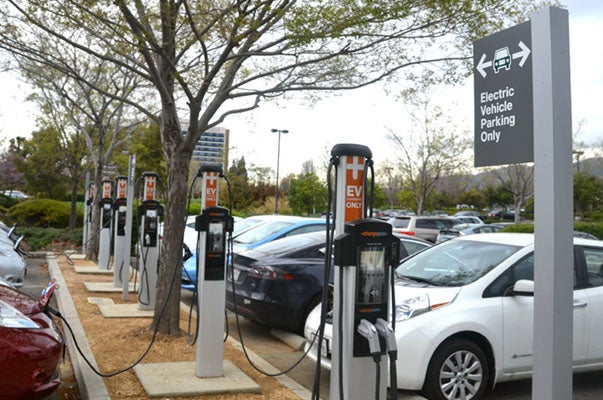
[500,222,603,240]
[6,199,80,228]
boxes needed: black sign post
[473,21,533,167]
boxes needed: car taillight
[248,266,294,281]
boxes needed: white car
[304,233,603,400]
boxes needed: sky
[1,1,601,178]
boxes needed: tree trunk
[152,137,193,335]
[69,181,78,230]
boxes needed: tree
[287,173,327,216]
[388,97,470,215]
[0,0,544,334]
[14,127,70,199]
[0,147,23,193]
[492,163,534,223]
[574,172,603,218]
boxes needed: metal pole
[271,128,288,214]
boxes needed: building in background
[183,125,229,170]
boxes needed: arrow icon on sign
[476,53,492,78]
[475,41,531,78]
[512,40,531,67]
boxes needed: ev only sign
[473,21,533,167]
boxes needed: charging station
[98,180,113,271]
[83,181,94,254]
[195,164,233,377]
[329,144,397,400]
[112,175,129,287]
[137,172,162,311]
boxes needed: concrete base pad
[134,360,261,397]
[75,266,113,274]
[98,303,154,318]
[84,282,136,292]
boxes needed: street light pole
[272,128,288,214]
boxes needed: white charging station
[112,175,129,287]
[195,165,232,378]
[98,180,113,271]
[330,144,389,400]
[83,180,94,254]
[137,172,162,311]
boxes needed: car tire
[423,338,489,400]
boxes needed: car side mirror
[511,279,534,296]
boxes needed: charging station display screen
[208,221,224,253]
[358,246,386,304]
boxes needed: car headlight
[395,294,431,322]
[0,300,41,329]
[395,293,455,322]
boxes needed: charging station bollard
[330,143,392,400]
[83,180,94,254]
[98,180,113,271]
[112,176,128,287]
[195,164,233,377]
[137,172,162,310]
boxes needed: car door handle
[573,300,588,308]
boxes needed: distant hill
[580,157,603,177]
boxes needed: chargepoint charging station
[195,164,233,377]
[98,180,113,271]
[112,175,129,287]
[137,172,163,311]
[329,144,398,400]
[83,181,94,254]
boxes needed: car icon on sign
[493,47,511,73]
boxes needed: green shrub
[18,227,83,251]
[7,199,72,228]
[499,223,534,233]
[498,222,603,239]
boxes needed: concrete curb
[47,254,111,400]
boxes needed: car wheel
[423,338,489,400]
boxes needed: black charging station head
[197,164,223,177]
[330,143,372,159]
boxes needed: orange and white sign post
[138,172,162,310]
[330,144,387,400]
[112,176,129,287]
[98,180,114,271]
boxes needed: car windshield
[233,221,294,244]
[233,218,263,235]
[396,239,521,286]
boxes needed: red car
[0,279,64,399]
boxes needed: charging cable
[375,318,398,400]
[358,319,382,400]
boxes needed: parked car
[0,246,26,288]
[436,223,502,243]
[181,217,326,290]
[225,231,432,333]
[0,222,26,287]
[453,210,483,218]
[387,216,465,243]
[304,233,603,400]
[0,278,64,399]
[453,215,483,225]
[232,214,303,237]
[2,190,29,199]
